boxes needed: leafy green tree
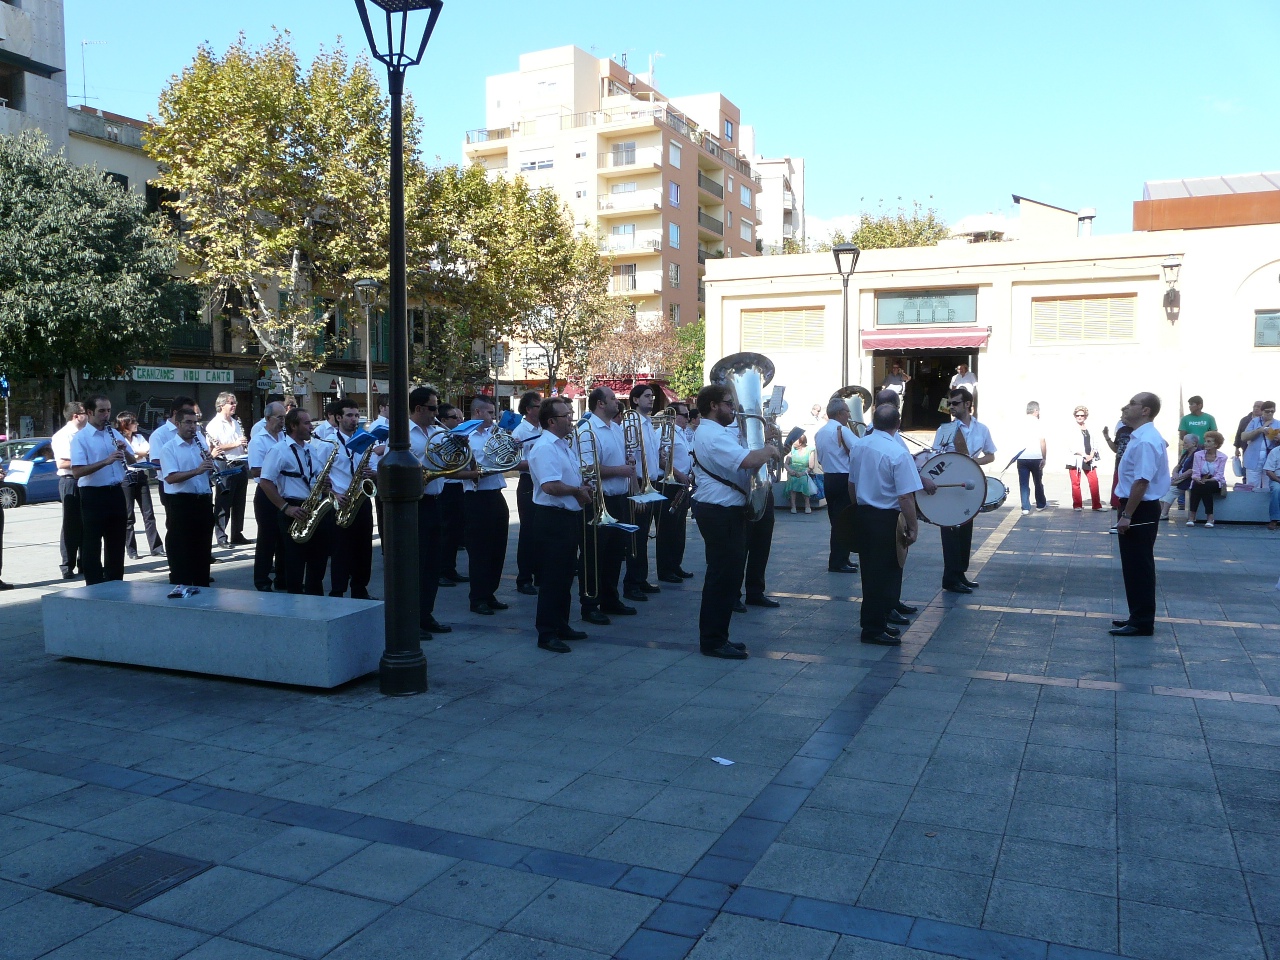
[0,131,184,395]
[817,201,949,251]
[146,33,405,398]
[667,318,705,399]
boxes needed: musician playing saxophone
[408,385,450,635]
[328,399,377,600]
[691,383,781,660]
[932,387,996,594]
[655,402,695,584]
[258,409,334,595]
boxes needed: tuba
[335,439,378,528]
[289,439,340,543]
[832,385,873,438]
[709,351,775,522]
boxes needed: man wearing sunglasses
[931,388,996,594]
[1110,393,1169,637]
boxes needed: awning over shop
[861,326,990,351]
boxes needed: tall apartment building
[742,127,804,255]
[0,0,68,147]
[462,46,762,343]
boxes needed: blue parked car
[1,437,58,508]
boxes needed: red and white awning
[861,326,990,351]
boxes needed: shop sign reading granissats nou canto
[129,366,235,384]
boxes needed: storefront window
[1255,311,1280,347]
[875,289,977,326]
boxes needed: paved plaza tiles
[0,474,1278,959]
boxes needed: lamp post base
[379,650,427,696]
[377,449,425,696]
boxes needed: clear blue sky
[66,0,1279,236]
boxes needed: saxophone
[335,441,377,528]
[289,440,340,543]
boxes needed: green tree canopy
[0,131,184,393]
[667,318,705,400]
[817,201,949,251]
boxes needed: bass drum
[915,453,987,527]
[981,477,1008,513]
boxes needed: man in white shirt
[527,398,592,652]
[932,387,995,593]
[882,362,911,400]
[71,394,136,584]
[251,395,297,438]
[950,363,977,398]
[656,401,694,583]
[328,398,376,600]
[205,391,250,548]
[51,400,87,579]
[576,387,637,624]
[1240,401,1276,491]
[1016,401,1048,514]
[624,383,664,601]
[510,390,543,596]
[849,404,922,645]
[460,397,511,616]
[814,397,861,573]
[1111,392,1170,637]
[258,409,334,595]
[313,401,340,444]
[248,401,287,591]
[158,409,215,588]
[409,385,449,635]
[691,383,781,660]
[369,394,389,435]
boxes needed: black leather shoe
[487,599,510,611]
[828,562,858,573]
[884,625,901,638]
[470,603,495,616]
[438,577,458,587]
[732,600,748,613]
[231,536,254,545]
[451,574,470,583]
[622,589,650,602]
[559,628,588,641]
[516,583,538,596]
[152,548,166,557]
[638,582,661,594]
[746,596,780,608]
[582,610,611,626]
[942,582,973,594]
[961,576,980,589]
[677,569,695,579]
[256,585,273,593]
[600,603,637,616]
[729,641,747,651]
[60,568,75,580]
[1109,625,1153,637]
[0,581,14,591]
[426,617,452,633]
[538,636,572,653]
[896,603,918,615]
[126,550,139,561]
[1111,619,1129,627]
[352,592,379,601]
[217,540,231,549]
[658,574,684,584]
[702,643,749,660]
[861,632,902,646]
[886,610,911,625]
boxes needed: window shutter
[741,307,825,352]
[1032,295,1136,344]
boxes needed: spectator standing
[1240,401,1277,490]
[51,401,87,579]
[881,362,911,401]
[1066,405,1102,511]
[1159,434,1198,521]
[1178,396,1217,443]
[1234,400,1263,459]
[950,363,978,398]
[784,434,816,514]
[1188,431,1226,528]
[1016,401,1048,514]
[116,412,164,560]
[1102,416,1134,531]
[1264,441,1280,530]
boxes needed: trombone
[573,418,627,601]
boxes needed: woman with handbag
[1066,406,1102,511]
[1159,434,1198,521]
[1188,430,1227,528]
[784,434,816,514]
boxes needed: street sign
[255,378,274,390]
[0,375,9,399]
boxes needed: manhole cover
[52,848,211,911]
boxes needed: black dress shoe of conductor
[582,609,611,626]
[516,583,538,596]
[559,628,588,641]
[622,589,650,602]
[658,574,684,584]
[487,599,510,611]
[861,632,902,646]
[746,596,780,608]
[942,582,972,594]
[701,643,749,660]
[425,618,452,633]
[886,610,911,626]
[961,576,980,589]
[600,603,637,616]
[1111,619,1129,627]
[470,603,495,616]
[828,562,858,573]
[538,636,572,653]
[731,600,748,613]
[677,569,695,579]
[1109,625,1153,637]
[896,603,918,615]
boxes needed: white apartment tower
[462,46,763,338]
[0,0,69,148]
[741,126,804,255]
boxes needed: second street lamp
[354,278,381,422]
[354,0,443,696]
[832,243,861,386]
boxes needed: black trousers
[1188,481,1220,518]
[856,505,903,638]
[515,473,538,587]
[438,483,466,578]
[824,472,852,567]
[692,501,748,650]
[655,482,690,577]
[534,504,582,638]
[330,498,374,597]
[213,464,249,543]
[165,492,213,586]
[80,485,127,585]
[744,495,775,600]
[465,489,509,605]
[276,502,332,595]
[124,478,163,556]
[941,522,974,586]
[581,493,627,611]
[252,487,284,590]
[417,494,440,623]
[624,500,654,589]
[1119,499,1161,631]
[58,475,82,575]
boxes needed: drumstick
[931,481,977,490]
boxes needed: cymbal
[895,513,909,568]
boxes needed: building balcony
[697,248,724,265]
[609,272,663,296]
[169,326,214,352]
[783,222,796,238]
[697,172,723,199]
[697,210,724,236]
[598,147,662,173]
[597,189,662,214]
[466,126,512,144]
[599,232,663,255]
[782,189,795,208]
[697,280,705,303]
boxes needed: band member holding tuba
[157,407,215,589]
[527,397,592,652]
[655,401,695,583]
[623,383,664,601]
[409,386,450,634]
[258,409,334,595]
[577,387,637,624]
[511,391,543,596]
[849,403,921,645]
[739,418,781,611]
[328,398,377,600]
[691,383,780,659]
[932,387,996,593]
[248,401,287,591]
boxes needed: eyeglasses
[948,400,967,407]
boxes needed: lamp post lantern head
[354,278,381,307]
[354,0,443,73]
[1160,256,1181,287]
[833,243,861,279]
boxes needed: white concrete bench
[42,582,384,688]
[1193,490,1272,524]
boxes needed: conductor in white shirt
[1110,393,1170,637]
[158,409,215,588]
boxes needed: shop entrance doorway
[870,352,977,432]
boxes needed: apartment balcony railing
[465,126,511,144]
[609,273,662,295]
[697,211,724,236]
[697,280,706,303]
[697,172,723,199]
[597,146,662,170]
[697,248,724,265]
[599,233,663,254]
[782,190,795,207]
[169,326,213,352]
[598,189,662,213]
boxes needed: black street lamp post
[354,278,381,422]
[354,0,443,695]
[832,243,861,386]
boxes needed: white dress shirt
[1017,416,1047,460]
[248,429,285,471]
[410,421,446,496]
[128,434,151,459]
[670,427,692,476]
[51,422,81,476]
[577,414,630,497]
[633,415,661,486]
[933,419,996,458]
[313,420,338,443]
[814,419,858,475]
[692,420,750,507]
[260,437,327,501]
[326,429,362,498]
[250,417,267,439]
[468,424,509,492]
[206,414,248,463]
[528,432,583,510]
[510,417,542,449]
[850,430,923,509]
[149,420,178,455]
[71,424,128,487]
[159,437,213,495]
[1115,421,1170,501]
